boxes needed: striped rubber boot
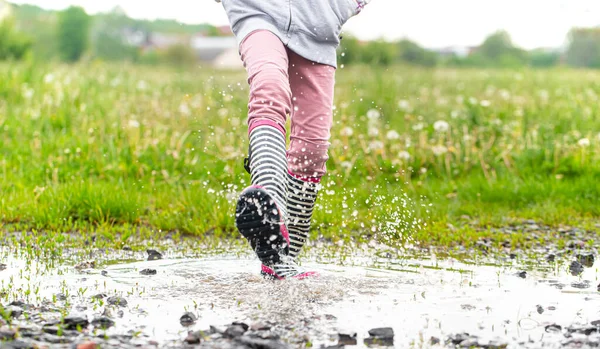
[286,173,320,259]
[236,126,290,265]
[235,126,319,280]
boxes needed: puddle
[1,245,599,348]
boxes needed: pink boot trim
[288,170,321,183]
[261,264,320,280]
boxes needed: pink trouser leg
[287,50,336,181]
[240,30,291,135]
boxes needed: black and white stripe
[272,259,306,278]
[286,173,319,258]
[248,126,288,220]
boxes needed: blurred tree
[57,6,90,62]
[162,44,197,66]
[566,28,600,68]
[11,4,58,59]
[397,39,438,67]
[479,31,527,67]
[0,18,32,60]
[529,49,560,68]
[338,35,362,65]
[92,9,139,61]
[361,39,396,66]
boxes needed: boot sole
[235,186,288,265]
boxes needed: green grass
[1,62,599,249]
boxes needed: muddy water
[1,246,599,348]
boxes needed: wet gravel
[0,221,599,348]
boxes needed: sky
[9,0,600,49]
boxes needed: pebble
[577,254,595,268]
[571,281,591,289]
[338,332,357,345]
[146,249,163,261]
[140,269,157,275]
[224,324,247,338]
[0,329,16,341]
[63,315,89,330]
[184,330,206,344]
[179,312,197,326]
[250,322,271,331]
[569,261,584,276]
[106,296,128,307]
[545,324,562,333]
[516,271,527,279]
[91,316,115,329]
[368,327,394,339]
[91,293,107,300]
[5,306,23,318]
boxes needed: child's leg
[286,50,336,259]
[235,30,292,266]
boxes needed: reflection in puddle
[0,247,599,348]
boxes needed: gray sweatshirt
[216,0,370,68]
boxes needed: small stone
[364,336,394,347]
[238,337,291,349]
[570,261,584,276]
[545,324,562,333]
[523,219,536,225]
[546,254,556,263]
[509,253,517,260]
[140,269,157,275]
[459,338,479,347]
[146,249,163,261]
[0,329,16,341]
[572,281,591,289]
[63,315,89,330]
[77,342,97,349]
[42,333,73,344]
[179,312,197,326]
[250,322,271,331]
[91,316,115,329]
[184,331,204,344]
[449,333,473,345]
[251,331,280,340]
[577,254,595,268]
[122,246,132,251]
[75,261,96,270]
[338,332,357,345]
[9,300,27,307]
[461,304,476,311]
[591,320,600,327]
[430,336,441,345]
[0,264,6,271]
[209,325,225,335]
[106,296,127,307]
[232,322,249,331]
[548,306,557,310]
[367,327,394,339]
[5,306,23,318]
[536,305,544,314]
[224,324,247,338]
[101,270,108,276]
[42,326,60,335]
[516,271,527,279]
[567,325,598,335]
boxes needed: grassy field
[1,62,599,249]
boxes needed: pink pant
[240,30,336,180]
